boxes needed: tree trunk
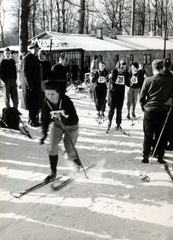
[131,0,135,35]
[0,0,5,47]
[78,0,85,34]
[19,0,31,54]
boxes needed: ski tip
[10,191,22,198]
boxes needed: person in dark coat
[21,42,43,127]
[139,59,173,164]
[51,53,69,94]
[0,47,18,109]
[38,49,51,98]
[107,59,130,131]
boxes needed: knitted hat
[132,62,139,69]
[152,59,163,69]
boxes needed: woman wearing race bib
[107,59,129,131]
[127,62,145,119]
[91,61,109,117]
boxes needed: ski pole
[141,107,172,182]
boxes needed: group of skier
[90,56,146,132]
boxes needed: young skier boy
[40,80,80,182]
[91,61,109,117]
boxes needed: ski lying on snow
[51,163,96,191]
[10,175,63,198]
[164,162,173,181]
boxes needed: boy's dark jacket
[41,94,79,135]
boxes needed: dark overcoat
[21,52,43,111]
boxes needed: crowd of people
[0,44,173,181]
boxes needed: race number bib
[98,76,106,83]
[115,75,125,85]
[130,76,138,84]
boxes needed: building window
[98,55,102,62]
[147,54,151,65]
[143,54,147,65]
[130,54,133,65]
[85,55,90,68]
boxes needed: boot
[44,155,58,182]
[107,121,111,132]
[141,155,149,164]
[73,158,81,171]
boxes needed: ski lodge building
[0,31,173,76]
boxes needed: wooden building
[0,31,173,77]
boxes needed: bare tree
[0,0,5,47]
[78,0,85,33]
[19,0,31,54]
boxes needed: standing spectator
[139,59,173,164]
[0,47,18,109]
[139,62,147,78]
[40,81,80,182]
[51,53,69,94]
[90,55,99,99]
[91,61,108,117]
[21,42,43,127]
[70,60,80,84]
[126,62,145,119]
[162,58,173,151]
[38,49,51,97]
[107,59,129,131]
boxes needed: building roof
[0,31,172,53]
[30,31,173,51]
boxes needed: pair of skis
[106,127,130,136]
[10,164,95,198]
[96,115,106,126]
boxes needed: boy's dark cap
[45,81,60,92]
[132,62,139,69]
[152,59,163,69]
[163,58,171,68]
[4,47,11,52]
[29,42,40,49]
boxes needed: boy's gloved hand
[40,134,47,145]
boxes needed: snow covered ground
[0,86,173,240]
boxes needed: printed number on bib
[98,76,106,83]
[115,75,125,85]
[130,76,138,84]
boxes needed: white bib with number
[130,76,138,84]
[98,76,106,83]
[115,75,125,85]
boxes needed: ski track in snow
[0,87,173,240]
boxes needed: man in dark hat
[51,52,70,94]
[0,47,19,109]
[139,59,173,164]
[21,41,43,127]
